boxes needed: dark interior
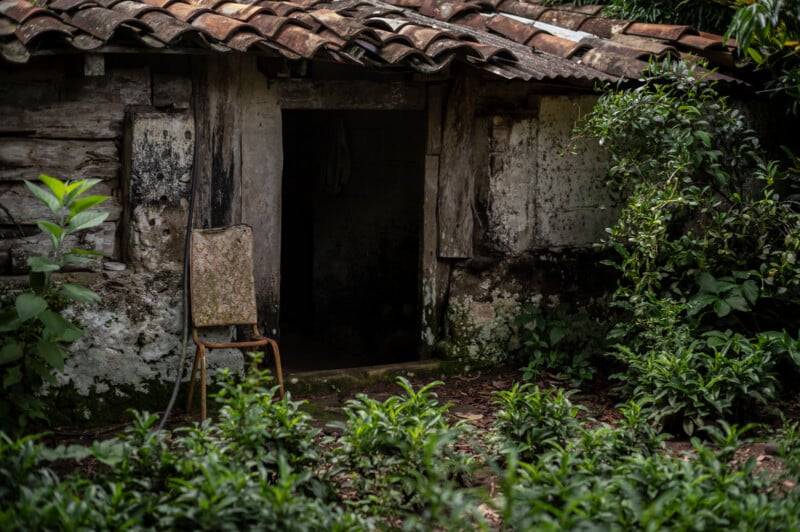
[280,110,424,371]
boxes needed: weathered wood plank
[61,67,151,105]
[421,154,441,352]
[1,221,117,274]
[194,55,242,229]
[239,56,283,336]
[278,80,426,110]
[426,84,445,156]
[437,75,477,258]
[0,182,121,224]
[153,71,192,109]
[0,138,119,181]
[0,102,125,139]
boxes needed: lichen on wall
[51,269,244,422]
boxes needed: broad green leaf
[15,293,47,321]
[3,365,22,388]
[27,256,61,273]
[687,294,718,315]
[24,180,60,216]
[65,211,108,235]
[38,309,71,338]
[713,299,732,317]
[39,174,67,202]
[697,272,718,294]
[741,280,759,306]
[58,283,100,304]
[30,359,58,385]
[36,219,64,243]
[64,178,102,204]
[36,340,65,371]
[725,293,750,313]
[0,309,22,333]
[69,194,108,217]
[0,343,23,365]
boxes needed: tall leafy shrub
[0,175,108,433]
[574,59,800,433]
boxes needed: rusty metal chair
[185,224,284,421]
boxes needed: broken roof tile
[580,47,649,78]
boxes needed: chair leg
[200,345,207,422]
[186,345,201,412]
[267,339,285,399]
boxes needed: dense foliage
[4,370,800,530]
[562,58,800,434]
[0,175,107,434]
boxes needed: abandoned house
[0,0,783,419]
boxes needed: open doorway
[280,110,425,371]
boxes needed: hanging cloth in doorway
[325,116,350,195]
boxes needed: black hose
[157,74,200,431]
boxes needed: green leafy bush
[573,59,800,433]
[0,174,108,434]
[497,421,800,530]
[516,303,607,384]
[492,383,585,460]
[329,377,484,528]
[0,363,365,531]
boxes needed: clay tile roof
[16,14,74,45]
[0,0,749,85]
[486,13,538,44]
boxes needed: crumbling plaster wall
[442,94,618,367]
[0,55,259,422]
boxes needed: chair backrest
[190,224,259,328]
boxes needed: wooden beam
[277,79,426,110]
[437,75,477,258]
[0,138,119,181]
[0,102,125,139]
[0,182,121,224]
[239,56,283,337]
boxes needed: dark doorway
[280,110,424,371]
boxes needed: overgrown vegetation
[3,369,800,529]
[563,57,800,435]
[0,175,107,434]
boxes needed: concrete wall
[442,93,617,366]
